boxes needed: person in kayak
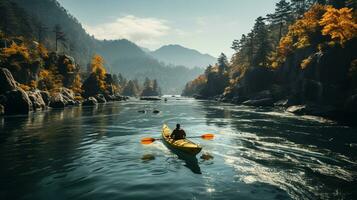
[170,124,186,140]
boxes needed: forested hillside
[1,0,202,93]
[183,0,357,123]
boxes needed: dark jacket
[170,128,186,140]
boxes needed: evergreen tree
[252,17,271,67]
[267,0,293,42]
[217,53,228,74]
[53,24,66,52]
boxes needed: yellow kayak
[161,124,202,155]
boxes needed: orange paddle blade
[201,134,214,140]
[141,137,156,144]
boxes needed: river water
[0,97,356,200]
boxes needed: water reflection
[197,100,357,199]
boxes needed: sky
[57,0,280,57]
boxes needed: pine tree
[53,24,66,52]
[252,17,271,67]
[217,53,228,74]
[267,0,293,42]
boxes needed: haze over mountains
[8,0,205,94]
[150,44,216,69]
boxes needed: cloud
[84,15,170,45]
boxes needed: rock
[27,90,46,110]
[82,97,98,106]
[138,110,146,113]
[240,67,274,95]
[193,94,205,100]
[286,105,307,115]
[49,93,66,108]
[302,79,323,102]
[0,104,4,115]
[153,110,160,114]
[247,90,272,101]
[0,68,18,94]
[242,98,274,107]
[286,104,336,116]
[95,94,107,103]
[140,96,161,101]
[3,89,32,115]
[274,97,300,107]
[60,87,75,101]
[40,91,50,106]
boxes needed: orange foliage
[2,42,30,61]
[71,74,82,94]
[90,54,107,91]
[300,56,313,69]
[320,6,357,45]
[37,44,48,59]
[269,4,326,69]
[19,84,31,91]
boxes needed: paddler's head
[176,124,180,129]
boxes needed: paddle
[141,134,215,144]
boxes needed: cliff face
[222,39,357,123]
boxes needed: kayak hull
[161,124,202,155]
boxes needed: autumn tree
[319,6,357,45]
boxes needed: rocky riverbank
[0,68,128,116]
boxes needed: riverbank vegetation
[183,0,357,123]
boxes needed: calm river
[0,97,356,200]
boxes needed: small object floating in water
[141,154,155,161]
[200,152,214,160]
[138,110,146,113]
[153,110,160,114]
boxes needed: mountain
[151,44,216,69]
[6,0,203,94]
[96,40,204,94]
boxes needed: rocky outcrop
[59,87,76,106]
[49,93,66,108]
[95,94,107,103]
[243,98,275,107]
[40,91,50,106]
[27,90,46,110]
[3,89,33,115]
[0,68,17,94]
[82,97,98,106]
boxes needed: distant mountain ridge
[150,44,216,68]
[7,0,203,93]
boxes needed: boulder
[27,90,46,110]
[82,97,98,106]
[286,104,336,117]
[153,110,160,114]
[242,98,274,107]
[0,68,18,94]
[286,105,307,115]
[3,89,32,115]
[49,93,66,108]
[95,94,107,103]
[60,87,75,101]
[40,91,50,106]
